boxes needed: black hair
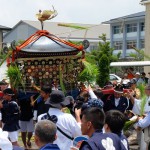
[129,67,134,71]
[76,95,85,102]
[105,110,126,135]
[74,95,85,110]
[81,107,105,130]
[41,87,52,94]
[141,72,146,75]
[0,81,8,85]
[80,91,89,102]
[3,88,14,96]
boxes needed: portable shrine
[5,7,89,92]
[9,30,89,91]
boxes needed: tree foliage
[85,34,120,87]
[78,60,99,84]
[129,47,144,61]
[97,54,110,87]
[132,47,150,60]
[90,34,119,62]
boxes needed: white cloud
[0,0,145,27]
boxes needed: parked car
[109,74,130,85]
[109,74,122,84]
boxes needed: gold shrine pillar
[141,0,150,74]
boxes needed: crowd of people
[0,70,150,150]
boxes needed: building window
[141,40,145,49]
[127,41,137,49]
[113,41,123,50]
[141,22,145,31]
[126,23,137,33]
[90,45,98,51]
[113,25,122,34]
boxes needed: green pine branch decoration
[0,51,12,67]
[123,115,138,132]
[58,23,88,30]
[137,83,147,116]
[6,63,25,90]
[123,120,136,132]
[78,59,99,83]
[132,47,150,60]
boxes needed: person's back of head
[104,110,126,135]
[80,109,126,150]
[81,107,105,135]
[34,120,57,147]
[65,96,74,107]
[80,91,89,102]
[74,95,85,110]
[41,86,52,94]
[76,95,85,102]
[40,87,52,101]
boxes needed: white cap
[124,73,128,76]
[135,72,140,75]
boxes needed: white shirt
[0,128,12,150]
[38,108,81,150]
[115,98,120,107]
[132,97,150,115]
[136,78,144,86]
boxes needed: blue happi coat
[80,130,126,150]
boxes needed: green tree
[89,34,119,62]
[97,54,110,87]
[86,34,120,86]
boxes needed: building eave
[0,25,11,31]
[110,61,150,67]
[140,0,150,5]
[3,20,39,38]
[102,11,145,24]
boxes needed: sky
[0,0,145,28]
